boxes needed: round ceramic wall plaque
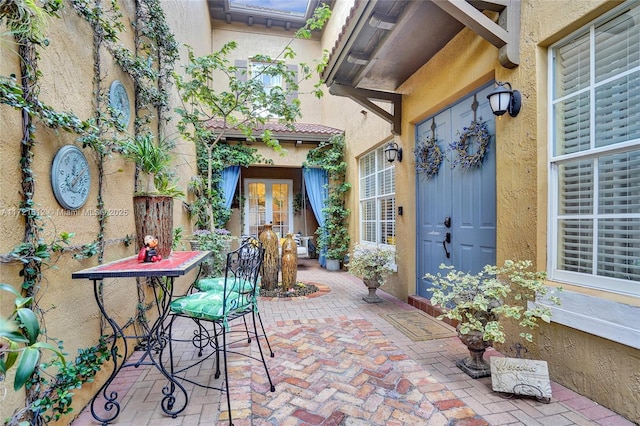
[109,80,130,127]
[51,145,91,210]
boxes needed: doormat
[380,310,456,341]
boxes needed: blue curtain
[303,167,328,267]
[220,166,240,209]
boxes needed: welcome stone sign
[490,357,552,400]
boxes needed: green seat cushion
[195,276,260,293]
[170,291,251,321]
[194,277,226,291]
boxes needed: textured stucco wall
[210,23,325,124]
[0,0,211,421]
[319,0,639,422]
[523,1,639,422]
[316,0,401,296]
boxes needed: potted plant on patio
[425,260,561,378]
[189,228,235,277]
[347,244,395,303]
[118,132,184,258]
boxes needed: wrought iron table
[72,250,211,424]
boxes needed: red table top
[72,251,212,280]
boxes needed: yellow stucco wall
[210,24,325,124]
[2,0,639,423]
[318,0,639,422]
[0,0,211,421]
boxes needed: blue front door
[416,84,497,298]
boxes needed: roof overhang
[322,0,521,135]
[207,0,330,32]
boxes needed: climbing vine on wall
[0,0,180,423]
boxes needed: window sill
[535,288,640,350]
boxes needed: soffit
[207,0,330,32]
[323,0,521,135]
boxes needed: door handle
[444,216,451,228]
[442,240,450,259]
[442,232,451,259]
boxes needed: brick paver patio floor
[71,259,635,425]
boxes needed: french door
[244,179,293,238]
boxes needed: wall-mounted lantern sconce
[384,141,403,163]
[487,81,521,117]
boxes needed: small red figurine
[138,235,162,263]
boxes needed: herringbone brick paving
[72,259,635,425]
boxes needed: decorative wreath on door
[449,119,490,171]
[413,135,443,179]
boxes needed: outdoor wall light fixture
[487,81,521,117]
[384,141,403,163]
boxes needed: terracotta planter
[133,195,174,259]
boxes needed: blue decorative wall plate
[109,80,130,128]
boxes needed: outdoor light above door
[384,141,403,163]
[487,82,521,117]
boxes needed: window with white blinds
[359,146,396,245]
[550,2,640,296]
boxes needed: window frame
[248,60,285,118]
[358,145,396,248]
[548,1,640,297]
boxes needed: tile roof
[206,119,343,140]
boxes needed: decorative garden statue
[138,235,162,263]
[259,223,278,290]
[281,233,298,288]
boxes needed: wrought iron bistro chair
[160,238,275,425]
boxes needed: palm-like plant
[118,133,178,195]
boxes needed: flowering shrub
[346,244,395,286]
[426,260,562,344]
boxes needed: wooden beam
[434,0,520,68]
[329,84,402,135]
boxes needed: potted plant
[190,228,235,277]
[347,244,395,303]
[425,260,561,378]
[118,132,184,258]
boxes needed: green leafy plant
[346,244,395,286]
[172,226,183,250]
[426,260,562,344]
[304,134,351,261]
[174,4,331,231]
[191,229,236,277]
[118,132,183,196]
[0,283,65,391]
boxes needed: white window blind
[359,146,396,245]
[550,2,640,296]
